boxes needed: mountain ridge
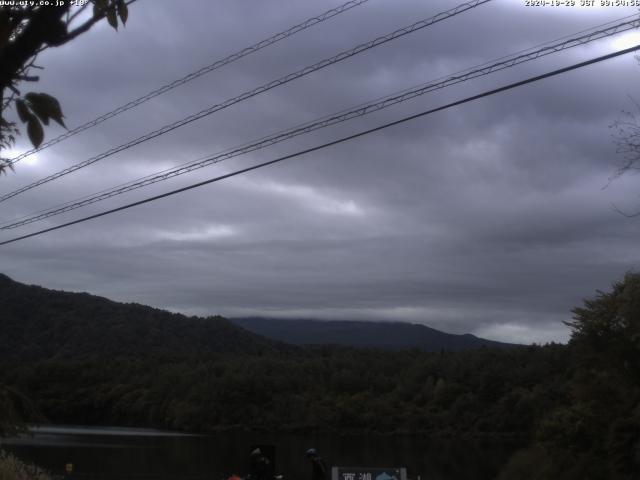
[0,273,284,360]
[0,273,515,360]
[231,316,517,351]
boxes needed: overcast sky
[2,0,640,344]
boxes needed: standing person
[249,448,272,480]
[306,448,327,480]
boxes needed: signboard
[332,467,407,480]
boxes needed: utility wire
[0,0,491,204]
[1,44,638,247]
[6,0,372,166]
[2,15,638,230]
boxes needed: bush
[0,450,51,480]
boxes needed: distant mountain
[0,272,514,362]
[0,274,284,360]
[231,317,517,351]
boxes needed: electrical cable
[1,44,637,247]
[6,0,372,165]
[2,15,637,230]
[0,0,491,203]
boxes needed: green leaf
[24,92,66,128]
[15,99,32,123]
[117,0,128,25]
[26,98,49,126]
[93,0,108,17]
[106,6,118,30]
[26,117,44,148]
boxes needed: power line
[3,15,638,230]
[6,0,372,166]
[1,44,637,247]
[3,15,635,228]
[0,0,491,204]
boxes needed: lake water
[1,426,517,480]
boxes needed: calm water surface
[2,426,517,480]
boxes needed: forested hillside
[231,317,515,350]
[0,274,283,359]
[0,345,566,435]
[1,272,639,478]
[0,273,511,357]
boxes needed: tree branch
[14,75,39,82]
[0,6,68,90]
[67,3,90,25]
[65,0,138,42]
[64,14,104,43]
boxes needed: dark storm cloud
[2,0,640,344]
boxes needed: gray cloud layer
[2,0,640,344]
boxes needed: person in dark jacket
[249,448,272,480]
[306,448,327,480]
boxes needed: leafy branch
[0,0,136,174]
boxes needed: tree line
[1,273,639,479]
